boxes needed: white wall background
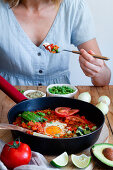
[69,0,113,85]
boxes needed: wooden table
[0,85,113,169]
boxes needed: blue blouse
[0,0,95,86]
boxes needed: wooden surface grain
[0,85,113,170]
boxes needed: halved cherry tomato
[55,107,79,117]
[66,116,86,123]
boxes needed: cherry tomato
[0,139,31,169]
[55,107,79,117]
[66,116,85,123]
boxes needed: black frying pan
[0,75,105,155]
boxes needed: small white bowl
[46,84,78,98]
[23,90,46,99]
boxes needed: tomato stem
[7,138,20,150]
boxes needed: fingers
[79,55,102,73]
[88,50,95,55]
[80,61,99,77]
[79,49,104,77]
[80,49,104,67]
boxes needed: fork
[58,49,109,61]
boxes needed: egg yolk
[45,126,62,136]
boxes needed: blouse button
[39,70,43,73]
[38,83,42,86]
[37,52,41,56]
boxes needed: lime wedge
[50,152,68,168]
[71,154,91,168]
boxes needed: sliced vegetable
[55,107,79,117]
[76,126,95,136]
[76,128,84,136]
[71,154,91,168]
[67,109,79,115]
[91,143,113,168]
[50,152,68,167]
[66,116,85,123]
[91,126,97,131]
[36,112,45,117]
[21,111,47,123]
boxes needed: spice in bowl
[23,90,46,99]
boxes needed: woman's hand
[79,49,111,86]
[79,49,104,78]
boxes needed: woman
[0,0,111,86]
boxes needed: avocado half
[91,143,113,169]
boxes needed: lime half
[71,154,91,168]
[50,152,68,168]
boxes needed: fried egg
[44,121,67,137]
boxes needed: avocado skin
[90,147,113,169]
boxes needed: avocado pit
[102,148,113,161]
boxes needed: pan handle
[0,75,28,103]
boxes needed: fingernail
[88,50,95,54]
[80,49,85,53]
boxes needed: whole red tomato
[0,139,31,169]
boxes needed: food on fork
[43,42,59,53]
